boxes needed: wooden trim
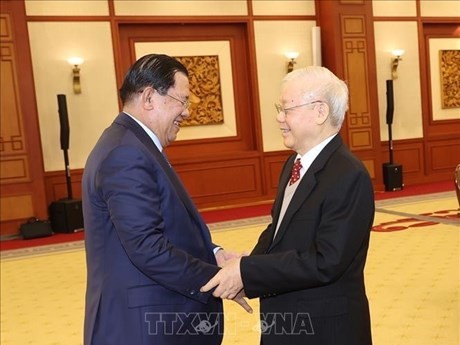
[420,23,460,141]
[26,16,110,21]
[380,137,459,185]
[0,0,48,237]
[117,22,263,159]
[318,0,384,188]
[44,169,84,207]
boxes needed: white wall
[113,0,247,15]
[252,0,314,16]
[372,0,416,17]
[420,0,460,17]
[28,22,119,171]
[374,21,423,140]
[254,20,317,152]
[25,0,109,16]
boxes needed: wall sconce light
[285,52,299,73]
[67,57,84,94]
[391,49,404,80]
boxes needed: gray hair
[283,66,348,129]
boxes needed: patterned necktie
[289,158,302,185]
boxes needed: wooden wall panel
[427,139,460,174]
[318,0,383,186]
[362,159,375,180]
[382,142,423,172]
[263,151,292,198]
[394,147,423,175]
[0,195,34,221]
[342,19,373,151]
[0,14,13,40]
[176,158,263,207]
[118,23,263,160]
[381,140,424,184]
[421,23,460,140]
[0,2,47,238]
[0,156,29,183]
[44,169,83,206]
[380,138,460,185]
[42,152,300,211]
[0,42,30,181]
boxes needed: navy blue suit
[83,113,223,345]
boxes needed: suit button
[189,290,197,295]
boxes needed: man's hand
[201,257,243,299]
[232,289,253,313]
[215,249,245,268]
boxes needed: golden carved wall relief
[176,55,224,126]
[439,49,460,109]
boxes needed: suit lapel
[265,154,295,244]
[268,136,343,251]
[114,113,209,235]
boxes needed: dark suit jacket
[82,113,223,345]
[241,135,374,345]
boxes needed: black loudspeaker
[386,80,394,125]
[57,94,70,151]
[20,218,53,239]
[49,199,84,233]
[383,163,403,191]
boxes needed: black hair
[119,54,188,105]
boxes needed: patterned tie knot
[289,158,302,185]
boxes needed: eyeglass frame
[137,87,190,109]
[166,93,190,109]
[275,100,322,114]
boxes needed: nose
[275,110,285,123]
[181,107,190,119]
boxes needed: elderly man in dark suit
[82,54,250,345]
[202,66,374,345]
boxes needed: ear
[315,102,329,125]
[140,87,155,110]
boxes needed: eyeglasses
[166,94,190,109]
[275,100,322,114]
[137,87,190,109]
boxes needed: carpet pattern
[1,191,458,345]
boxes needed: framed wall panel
[135,40,237,141]
[0,2,47,237]
[117,21,265,207]
[421,23,460,139]
[118,22,262,159]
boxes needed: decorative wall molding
[177,55,224,127]
[439,49,460,109]
[0,2,47,237]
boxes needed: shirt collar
[123,112,163,153]
[297,133,337,176]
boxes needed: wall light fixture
[285,52,299,73]
[391,50,404,80]
[67,57,84,94]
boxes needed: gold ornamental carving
[176,55,224,126]
[439,49,460,109]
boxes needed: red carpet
[1,180,455,251]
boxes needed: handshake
[201,249,253,313]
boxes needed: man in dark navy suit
[82,54,251,345]
[202,66,374,345]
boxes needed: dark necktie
[289,158,302,185]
